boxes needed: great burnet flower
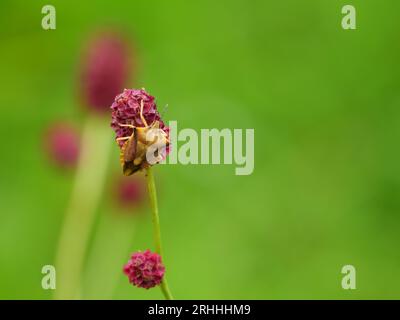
[110,89,169,146]
[123,249,165,289]
[110,89,170,175]
[80,32,131,113]
[44,122,79,168]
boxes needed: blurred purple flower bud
[44,122,79,168]
[80,31,132,113]
[115,177,145,209]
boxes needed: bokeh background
[1,0,400,299]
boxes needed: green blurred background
[1,0,400,299]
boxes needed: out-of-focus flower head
[80,31,132,113]
[115,177,145,208]
[110,88,169,147]
[123,249,165,289]
[44,122,80,168]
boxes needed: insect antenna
[159,104,169,119]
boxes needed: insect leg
[140,99,149,127]
[116,136,131,141]
[118,123,136,129]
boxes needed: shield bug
[116,100,169,176]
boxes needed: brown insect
[116,100,169,176]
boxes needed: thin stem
[145,167,174,300]
[54,116,112,300]
[160,275,173,300]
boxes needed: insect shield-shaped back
[120,127,140,176]
[120,122,169,176]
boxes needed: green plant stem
[54,116,112,300]
[145,167,173,300]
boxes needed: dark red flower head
[44,122,79,168]
[110,88,169,147]
[123,249,165,289]
[80,32,131,113]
